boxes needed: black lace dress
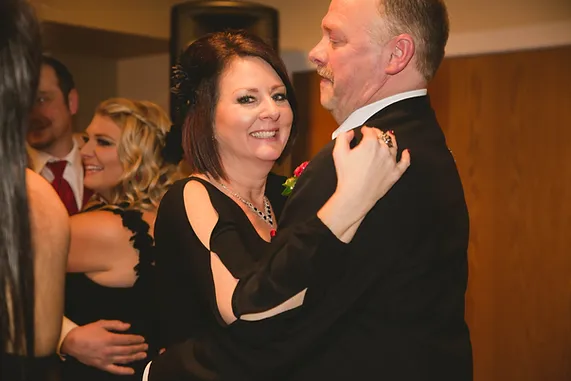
[62,203,158,381]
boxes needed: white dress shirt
[331,89,428,140]
[27,139,85,209]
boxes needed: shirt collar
[27,139,80,173]
[331,89,428,140]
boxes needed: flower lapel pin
[282,161,309,196]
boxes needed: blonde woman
[59,98,183,381]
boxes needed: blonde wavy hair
[92,98,183,211]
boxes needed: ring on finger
[378,132,394,148]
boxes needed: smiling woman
[154,32,302,349]
[80,99,182,210]
[81,114,123,201]
[59,98,185,381]
[148,30,409,381]
[214,55,294,168]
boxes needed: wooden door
[429,46,571,381]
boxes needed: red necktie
[45,160,78,215]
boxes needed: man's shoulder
[278,140,337,224]
[310,139,336,165]
[295,139,336,185]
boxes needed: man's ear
[385,34,415,75]
[68,88,79,116]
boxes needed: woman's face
[80,114,123,201]
[214,56,293,166]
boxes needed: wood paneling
[293,45,571,381]
[429,46,571,381]
[42,21,168,59]
[292,71,337,166]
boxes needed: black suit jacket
[150,96,472,380]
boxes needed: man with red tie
[27,55,92,215]
[27,55,148,374]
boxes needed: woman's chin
[83,181,106,198]
[83,179,95,191]
[254,152,281,164]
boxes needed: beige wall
[117,54,170,114]
[114,49,316,115]
[36,1,571,70]
[37,0,571,117]
[36,0,571,50]
[47,52,117,132]
[34,0,177,39]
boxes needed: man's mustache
[317,67,334,82]
[28,114,51,131]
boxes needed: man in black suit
[147,0,472,379]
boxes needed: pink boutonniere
[282,161,309,196]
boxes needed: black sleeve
[149,160,348,381]
[148,341,219,381]
[156,174,348,335]
[229,215,347,316]
[230,144,348,317]
[154,188,210,348]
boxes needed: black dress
[63,204,158,381]
[154,174,296,379]
[148,96,472,381]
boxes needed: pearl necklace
[216,181,274,228]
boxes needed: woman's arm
[26,169,70,356]
[67,210,136,276]
[144,128,410,381]
[184,128,410,325]
[318,128,409,242]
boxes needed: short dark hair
[380,0,449,80]
[172,30,298,180]
[0,0,41,360]
[41,54,76,105]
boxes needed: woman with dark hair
[151,30,409,379]
[1,0,70,379]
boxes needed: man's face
[309,0,391,124]
[27,65,75,151]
